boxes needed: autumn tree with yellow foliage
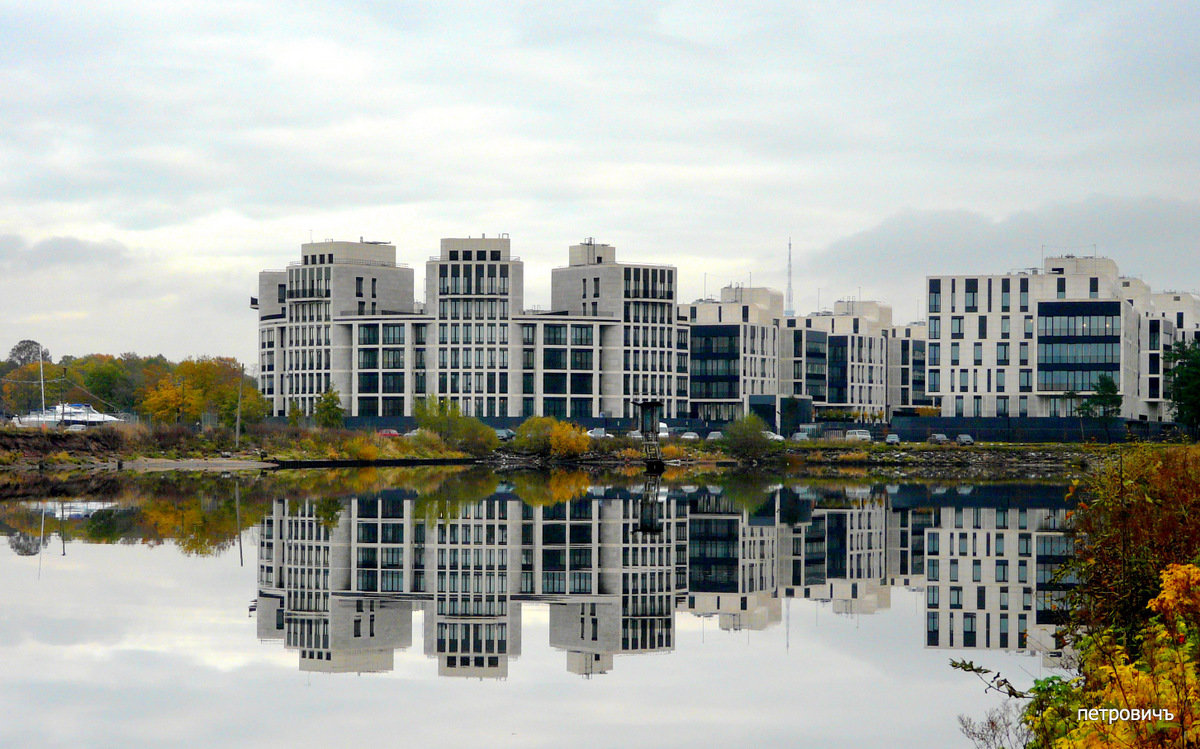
[512,416,590,458]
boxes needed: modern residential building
[253,240,414,417]
[551,240,687,419]
[791,301,892,420]
[255,240,1193,429]
[924,255,1191,421]
[684,286,782,423]
[256,236,684,421]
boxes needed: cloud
[0,4,1198,358]
[804,195,1200,322]
[0,235,131,270]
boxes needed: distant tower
[784,237,795,316]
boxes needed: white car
[846,429,872,442]
[627,430,643,440]
[680,431,700,441]
[705,431,723,441]
[586,428,612,439]
[762,431,785,442]
[790,432,811,442]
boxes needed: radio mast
[785,238,795,316]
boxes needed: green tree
[413,397,498,456]
[287,400,302,427]
[1166,339,1200,436]
[414,397,463,440]
[780,396,802,435]
[313,389,345,429]
[1077,374,1122,442]
[721,413,772,463]
[7,339,50,366]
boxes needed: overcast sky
[2,2,1198,366]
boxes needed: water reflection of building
[913,486,1074,654]
[253,479,1076,676]
[256,485,689,678]
[778,485,891,615]
[682,486,781,630]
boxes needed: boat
[10,403,123,428]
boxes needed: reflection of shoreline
[253,480,1074,678]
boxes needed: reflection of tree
[413,468,500,521]
[717,470,781,512]
[512,470,592,507]
[8,532,46,556]
[85,507,140,542]
[314,497,345,529]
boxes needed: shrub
[414,397,498,456]
[836,450,869,462]
[548,421,589,458]
[721,414,772,463]
[344,436,380,462]
[1069,445,1200,650]
[407,429,452,458]
[456,417,500,457]
[152,423,193,450]
[661,444,686,460]
[513,416,555,455]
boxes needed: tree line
[0,339,269,427]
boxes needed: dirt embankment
[0,428,126,461]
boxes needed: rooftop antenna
[785,238,794,316]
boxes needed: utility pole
[38,343,46,421]
[235,364,244,450]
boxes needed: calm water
[0,470,1071,747]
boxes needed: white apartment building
[254,240,414,417]
[925,255,1192,421]
[257,236,683,422]
[551,240,687,419]
[791,300,892,420]
[684,286,782,423]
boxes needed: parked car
[928,433,950,445]
[846,429,872,442]
[790,432,811,442]
[956,434,975,445]
[586,428,612,439]
[494,428,516,442]
[884,433,901,445]
[762,431,785,442]
[680,431,700,441]
[377,428,401,438]
[627,430,643,440]
[705,431,723,441]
